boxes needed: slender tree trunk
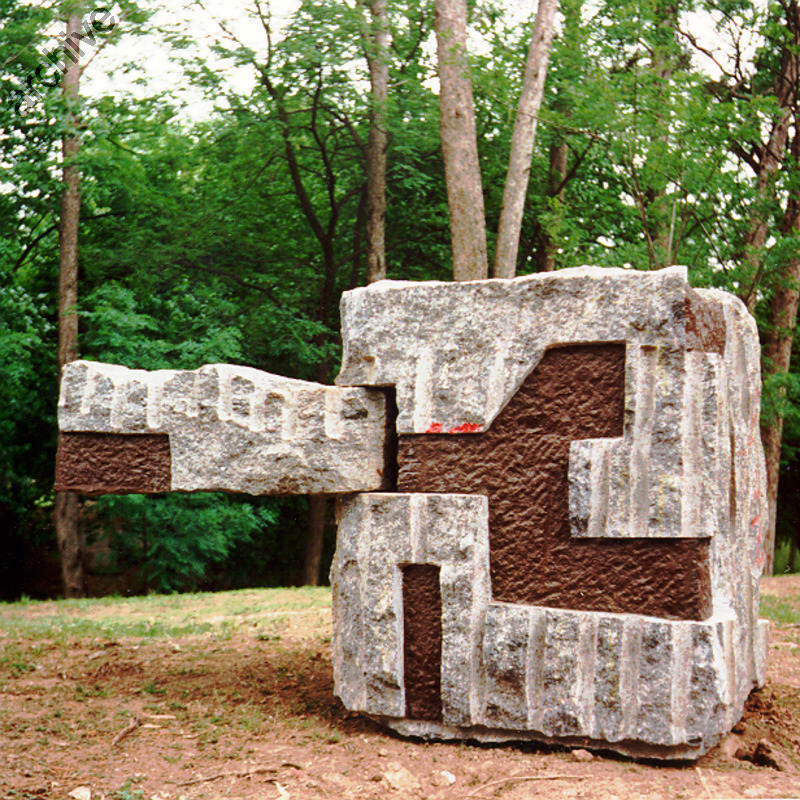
[761,258,799,573]
[649,2,679,265]
[361,0,390,283]
[434,0,488,281]
[742,3,799,313]
[535,137,568,272]
[55,12,86,599]
[494,0,559,278]
[303,495,327,586]
[741,107,794,314]
[760,127,800,575]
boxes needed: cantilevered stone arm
[56,360,388,495]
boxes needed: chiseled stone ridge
[337,265,693,435]
[330,491,767,760]
[704,289,770,698]
[566,343,727,540]
[59,360,387,494]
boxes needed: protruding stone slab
[57,360,388,495]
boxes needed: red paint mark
[448,423,483,434]
[751,513,761,527]
[426,423,443,434]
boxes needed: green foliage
[2,0,800,593]
[110,778,146,800]
[92,493,278,593]
[81,281,244,370]
[0,270,56,513]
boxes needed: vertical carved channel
[402,564,443,721]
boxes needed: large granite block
[330,267,768,759]
[57,266,768,760]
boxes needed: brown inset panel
[56,432,171,495]
[398,344,712,621]
[403,564,443,721]
[685,290,726,355]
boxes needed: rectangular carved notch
[55,433,171,495]
[402,564,442,721]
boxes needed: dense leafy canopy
[1,0,798,597]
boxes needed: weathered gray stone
[59,360,387,494]
[339,267,733,540]
[330,493,490,726]
[330,487,764,758]
[331,267,768,759]
[337,266,691,434]
[483,604,531,729]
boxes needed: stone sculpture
[56,265,769,759]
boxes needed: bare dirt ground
[1,579,799,800]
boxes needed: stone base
[370,715,741,761]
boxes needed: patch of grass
[0,643,39,677]
[760,595,800,625]
[75,683,111,700]
[0,659,34,677]
[111,778,146,800]
[0,587,332,642]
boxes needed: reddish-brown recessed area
[398,344,712,621]
[685,290,727,355]
[402,564,443,721]
[55,432,172,495]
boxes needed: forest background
[1,0,799,600]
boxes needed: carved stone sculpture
[56,266,768,759]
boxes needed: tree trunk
[361,0,390,283]
[741,3,799,313]
[434,0,488,281]
[535,137,568,272]
[55,12,85,599]
[494,0,559,278]
[759,127,800,576]
[302,495,327,586]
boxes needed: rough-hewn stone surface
[331,493,490,725]
[56,432,171,494]
[339,266,701,433]
[402,564,443,721]
[330,492,756,759]
[703,289,769,714]
[331,267,769,759]
[397,343,712,619]
[58,361,387,495]
[57,265,768,760]
[338,267,735,542]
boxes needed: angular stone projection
[56,265,768,760]
[57,361,388,495]
[330,266,769,759]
